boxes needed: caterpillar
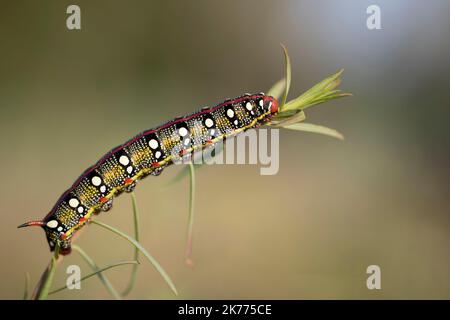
[19,93,279,255]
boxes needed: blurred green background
[1,0,449,299]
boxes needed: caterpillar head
[265,96,279,114]
[252,94,278,116]
[18,218,72,255]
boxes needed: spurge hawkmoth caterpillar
[19,93,279,255]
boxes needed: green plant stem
[121,192,141,296]
[280,44,292,109]
[282,122,344,140]
[267,78,286,100]
[185,162,196,266]
[72,245,122,300]
[33,244,60,300]
[91,220,178,296]
[23,272,30,300]
[49,260,138,295]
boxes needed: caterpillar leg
[150,167,164,176]
[124,181,136,193]
[60,244,72,255]
[52,237,72,255]
[101,198,113,211]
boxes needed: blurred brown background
[0,0,449,299]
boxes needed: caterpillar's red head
[265,96,279,114]
[18,218,72,255]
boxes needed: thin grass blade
[49,260,138,295]
[164,163,202,188]
[280,44,292,110]
[121,192,141,296]
[73,245,122,300]
[91,220,178,295]
[34,244,59,300]
[270,110,306,127]
[164,144,222,188]
[282,122,344,140]
[267,78,286,100]
[282,69,350,112]
[185,162,196,267]
[22,272,30,300]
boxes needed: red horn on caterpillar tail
[17,220,46,228]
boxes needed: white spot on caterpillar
[209,129,216,136]
[68,198,79,208]
[245,102,253,111]
[227,108,235,118]
[46,220,58,228]
[178,127,188,137]
[234,119,238,125]
[155,151,162,159]
[127,166,133,174]
[119,155,130,166]
[183,138,190,146]
[205,118,214,128]
[57,226,63,232]
[77,206,84,214]
[100,185,106,193]
[92,176,102,186]
[149,139,159,149]
[259,99,264,107]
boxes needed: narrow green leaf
[35,244,59,300]
[267,78,286,100]
[49,260,138,295]
[185,162,196,267]
[36,257,57,300]
[282,69,350,112]
[270,110,306,127]
[121,192,141,296]
[293,69,344,104]
[91,220,178,295]
[270,109,300,122]
[282,122,344,140]
[72,245,122,300]
[280,44,292,110]
[23,272,30,300]
[164,163,202,188]
[164,144,223,188]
